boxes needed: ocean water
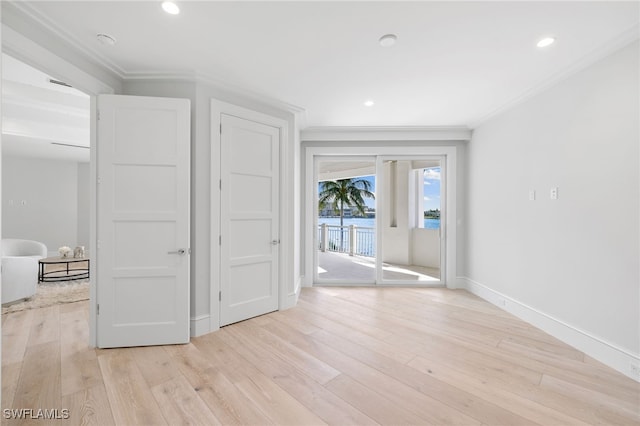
[317,217,440,229]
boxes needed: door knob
[271,240,280,245]
[168,249,186,255]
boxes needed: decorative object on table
[58,246,72,258]
[73,246,85,258]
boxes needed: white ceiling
[8,1,640,130]
[2,54,90,162]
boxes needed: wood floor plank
[97,350,167,425]
[229,319,341,385]
[324,373,428,425]
[383,324,545,387]
[272,303,416,364]
[61,384,115,426]
[195,330,328,425]
[26,305,60,347]
[260,320,482,425]
[1,362,23,412]
[233,370,328,426]
[60,303,91,358]
[268,309,321,335]
[60,305,102,397]
[220,323,379,425]
[308,327,536,425]
[408,355,591,426]
[60,351,103,397]
[9,341,61,426]
[540,374,640,423]
[151,375,220,425]
[130,345,181,389]
[296,298,395,341]
[497,337,639,403]
[164,343,271,425]
[2,309,34,365]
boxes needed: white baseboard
[459,277,640,382]
[190,314,211,337]
[282,275,303,309]
[294,276,303,299]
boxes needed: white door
[220,114,279,326]
[97,94,190,348]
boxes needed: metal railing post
[321,223,328,252]
[349,225,357,256]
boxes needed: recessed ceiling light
[379,34,397,47]
[536,37,556,48]
[364,100,375,107]
[162,1,180,15]
[96,33,116,46]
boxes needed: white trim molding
[302,126,471,142]
[190,315,211,338]
[460,277,640,382]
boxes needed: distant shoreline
[318,216,440,230]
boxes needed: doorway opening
[312,155,445,286]
[1,53,92,308]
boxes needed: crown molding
[195,71,307,117]
[123,70,307,117]
[5,1,126,79]
[301,126,471,142]
[470,23,640,129]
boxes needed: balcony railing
[318,224,375,257]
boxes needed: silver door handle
[271,240,280,245]
[168,249,186,255]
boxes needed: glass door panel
[315,158,377,284]
[378,157,443,284]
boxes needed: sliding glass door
[313,155,445,286]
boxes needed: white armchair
[1,239,48,305]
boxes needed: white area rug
[2,280,89,314]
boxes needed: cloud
[423,168,441,180]
[424,196,431,202]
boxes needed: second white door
[220,114,280,326]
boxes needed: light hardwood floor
[2,287,639,425]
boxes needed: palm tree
[318,178,375,249]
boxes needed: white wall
[2,156,80,254]
[382,160,411,265]
[466,42,639,374]
[412,229,440,268]
[77,162,90,249]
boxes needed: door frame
[210,100,290,332]
[2,26,118,346]
[304,145,459,289]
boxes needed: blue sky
[422,167,441,211]
[319,167,441,211]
